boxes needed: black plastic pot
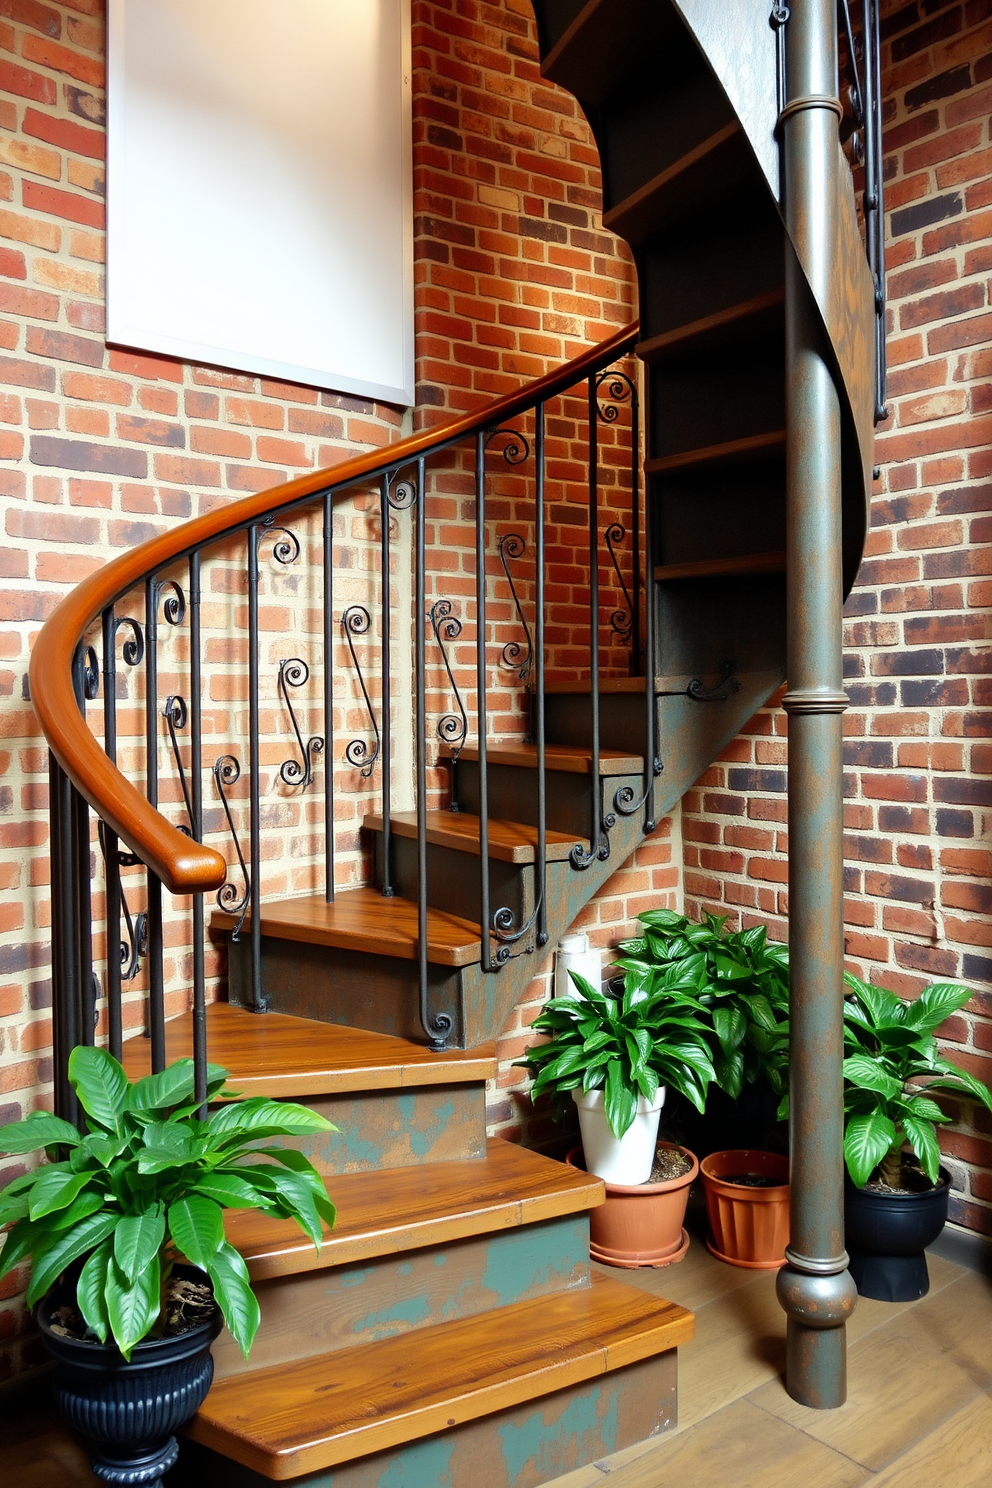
[37,1266,222,1487]
[844,1167,950,1302]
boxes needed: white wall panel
[108,0,413,404]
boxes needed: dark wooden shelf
[122,1003,495,1097]
[227,1139,603,1282]
[364,809,586,864]
[654,551,786,582]
[645,429,785,476]
[187,1273,694,1478]
[211,886,483,969]
[637,289,785,365]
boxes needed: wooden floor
[2,1218,989,1488]
[547,1220,992,1488]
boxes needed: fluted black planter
[37,1268,222,1487]
[845,1168,951,1302]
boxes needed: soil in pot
[700,1149,790,1269]
[38,1264,222,1488]
[845,1159,951,1302]
[567,1141,698,1268]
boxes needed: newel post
[778,0,858,1408]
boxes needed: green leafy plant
[515,969,717,1139]
[842,974,992,1188]
[0,1048,337,1359]
[616,909,790,1101]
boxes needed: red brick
[21,179,103,229]
[0,58,56,104]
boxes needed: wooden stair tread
[121,1003,494,1096]
[187,1273,694,1479]
[212,886,483,969]
[363,810,587,863]
[443,741,643,776]
[636,289,785,365]
[603,122,748,244]
[654,551,786,582]
[228,1139,603,1281]
[645,429,785,475]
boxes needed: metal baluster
[534,403,547,948]
[49,754,79,1125]
[71,646,98,1051]
[247,526,264,1009]
[101,606,123,1061]
[642,381,659,835]
[144,579,165,1071]
[475,431,491,969]
[570,379,603,868]
[379,477,393,896]
[629,373,642,671]
[189,551,207,1105]
[323,492,335,902]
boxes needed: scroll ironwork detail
[342,605,380,777]
[277,658,325,789]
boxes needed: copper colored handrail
[29,322,638,894]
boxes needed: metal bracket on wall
[658,660,742,702]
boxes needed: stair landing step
[443,741,643,775]
[364,809,587,863]
[121,1003,494,1097]
[228,1139,603,1281]
[212,886,483,969]
[186,1273,694,1480]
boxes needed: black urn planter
[844,1167,951,1303]
[37,1269,222,1488]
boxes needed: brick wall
[681,0,992,1235]
[0,0,683,1378]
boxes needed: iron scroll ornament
[213,755,251,938]
[603,522,635,647]
[96,821,147,982]
[342,605,380,777]
[496,533,534,683]
[277,658,325,790]
[428,600,468,759]
[162,695,194,833]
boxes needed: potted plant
[0,1046,336,1487]
[840,974,992,1301]
[517,968,715,1266]
[618,909,792,1267]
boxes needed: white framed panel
[108,0,413,405]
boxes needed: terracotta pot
[566,1141,698,1268]
[700,1149,790,1269]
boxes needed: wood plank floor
[2,1215,988,1487]
[546,1219,991,1488]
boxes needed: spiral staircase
[28,2,876,1482]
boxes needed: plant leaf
[27,1167,91,1220]
[113,1206,165,1284]
[76,1237,112,1344]
[902,982,972,1034]
[24,1209,119,1308]
[205,1241,260,1359]
[207,1098,336,1138]
[842,1055,902,1100]
[901,1115,941,1185]
[68,1047,128,1135]
[169,1195,226,1267]
[0,1112,82,1155]
[844,1111,897,1189]
[106,1254,160,1360]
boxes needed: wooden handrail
[30,322,638,895]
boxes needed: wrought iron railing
[32,323,644,1114]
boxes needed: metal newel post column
[777,0,858,1409]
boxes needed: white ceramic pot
[572,1086,666,1185]
[554,933,602,999]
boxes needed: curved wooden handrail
[30,321,638,895]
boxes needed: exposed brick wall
[681,0,992,1235]
[0,0,681,1378]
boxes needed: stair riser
[227,937,468,1047]
[178,1350,677,1487]
[450,759,643,841]
[374,833,531,931]
[213,1216,590,1379]
[285,1084,487,1174]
